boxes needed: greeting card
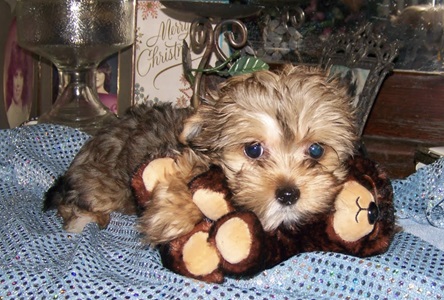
[134,1,196,108]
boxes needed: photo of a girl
[96,59,118,114]
[3,18,33,128]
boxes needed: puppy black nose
[276,186,300,206]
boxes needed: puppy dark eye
[308,143,324,159]
[244,143,264,159]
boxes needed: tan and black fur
[45,65,357,245]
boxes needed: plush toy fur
[131,156,396,283]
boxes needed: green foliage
[182,41,269,85]
[227,56,269,76]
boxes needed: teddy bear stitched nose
[276,186,300,206]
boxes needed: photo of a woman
[3,19,33,128]
[96,60,117,114]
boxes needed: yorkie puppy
[45,65,357,245]
[44,105,207,233]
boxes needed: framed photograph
[97,53,119,113]
[2,17,35,128]
[0,2,14,129]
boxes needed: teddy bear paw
[159,220,225,283]
[182,231,220,277]
[210,211,266,275]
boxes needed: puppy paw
[59,204,110,232]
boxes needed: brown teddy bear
[131,156,396,283]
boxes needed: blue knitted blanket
[1,124,443,299]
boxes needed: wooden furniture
[362,71,444,178]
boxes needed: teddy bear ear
[131,158,177,208]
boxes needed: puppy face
[181,65,357,231]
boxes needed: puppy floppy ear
[180,85,223,145]
[179,100,218,146]
[179,111,204,145]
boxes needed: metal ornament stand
[188,18,249,108]
[161,1,262,108]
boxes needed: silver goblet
[16,0,134,134]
